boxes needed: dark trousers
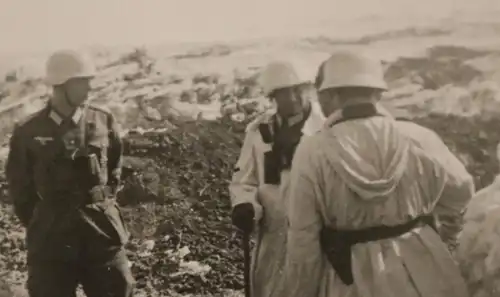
[27,248,135,297]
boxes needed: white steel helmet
[45,49,96,86]
[317,50,387,91]
[258,60,312,96]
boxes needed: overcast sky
[1,0,499,55]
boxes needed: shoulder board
[395,116,413,122]
[86,104,119,130]
[87,103,112,115]
[13,108,44,129]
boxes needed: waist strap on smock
[320,215,437,286]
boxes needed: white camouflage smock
[284,103,475,297]
[229,102,325,297]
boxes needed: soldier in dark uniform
[5,49,135,297]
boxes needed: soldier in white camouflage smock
[229,59,325,297]
[284,50,474,297]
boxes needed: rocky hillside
[1,41,500,297]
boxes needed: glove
[232,203,255,234]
